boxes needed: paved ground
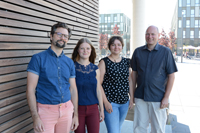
[169,57,200,133]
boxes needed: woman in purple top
[72,38,104,133]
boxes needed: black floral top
[101,57,130,104]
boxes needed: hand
[99,110,104,122]
[129,100,134,110]
[71,115,79,131]
[33,117,45,132]
[160,97,169,109]
[104,101,113,113]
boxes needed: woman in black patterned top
[98,36,133,133]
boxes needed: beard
[55,40,66,48]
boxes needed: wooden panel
[80,0,98,13]
[0,64,27,75]
[86,33,99,38]
[0,72,27,83]
[0,106,30,124]
[0,26,48,37]
[0,93,26,108]
[0,43,49,50]
[0,10,56,26]
[0,1,86,28]
[0,0,99,131]
[0,57,31,67]
[0,99,27,116]
[0,50,43,59]
[0,112,30,132]
[27,0,90,21]
[0,35,49,43]
[16,123,33,133]
[87,0,99,7]
[2,0,98,27]
[0,86,26,100]
[59,0,98,17]
[2,118,32,133]
[4,0,77,21]
[74,27,99,34]
[46,0,80,13]
[0,18,50,31]
[0,79,27,92]
[27,129,34,133]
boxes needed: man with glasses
[26,22,79,133]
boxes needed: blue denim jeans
[104,100,129,133]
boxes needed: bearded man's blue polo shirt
[131,43,178,102]
[27,46,75,104]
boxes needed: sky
[99,0,177,33]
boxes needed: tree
[99,33,109,54]
[168,31,176,51]
[112,24,121,35]
[158,29,171,48]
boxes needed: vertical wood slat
[0,0,99,132]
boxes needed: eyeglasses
[54,32,69,40]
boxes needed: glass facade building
[99,13,131,57]
[171,0,200,55]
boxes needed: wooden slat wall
[0,0,99,132]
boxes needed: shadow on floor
[168,113,191,133]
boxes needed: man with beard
[26,22,79,133]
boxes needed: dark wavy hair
[72,38,96,64]
[50,22,72,42]
[108,35,124,50]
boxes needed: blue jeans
[104,101,129,133]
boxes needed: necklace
[110,55,121,63]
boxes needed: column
[131,0,146,54]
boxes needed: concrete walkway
[168,57,200,133]
[99,120,172,133]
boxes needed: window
[195,20,198,27]
[105,17,107,23]
[187,0,190,6]
[179,20,182,28]
[179,0,182,7]
[114,16,117,22]
[191,9,195,17]
[183,31,186,38]
[199,9,200,16]
[182,10,186,17]
[108,17,110,23]
[120,23,123,31]
[105,25,107,31]
[111,25,114,29]
[99,17,101,23]
[121,16,123,22]
[199,20,200,27]
[102,25,104,32]
[195,0,199,6]
[199,31,200,38]
[186,20,190,27]
[190,31,194,38]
